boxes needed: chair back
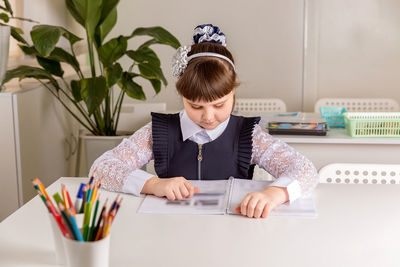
[319,163,400,184]
[234,98,287,112]
[314,98,399,113]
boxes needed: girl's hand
[141,176,199,200]
[234,186,289,219]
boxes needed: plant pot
[80,132,132,173]
[0,25,10,85]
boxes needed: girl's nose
[202,109,214,121]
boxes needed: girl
[89,24,319,219]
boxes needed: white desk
[0,177,399,267]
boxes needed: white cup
[61,233,111,267]
[48,213,85,266]
[48,213,66,265]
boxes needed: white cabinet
[0,84,78,221]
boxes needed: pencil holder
[48,213,66,265]
[48,213,85,265]
[61,232,111,267]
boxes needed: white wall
[115,0,305,111]
[18,0,400,112]
[304,0,400,110]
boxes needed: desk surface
[1,177,399,267]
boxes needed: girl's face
[183,90,235,130]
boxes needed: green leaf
[11,27,28,45]
[72,0,103,40]
[118,72,145,100]
[66,0,84,26]
[49,47,81,74]
[126,47,160,67]
[138,62,167,86]
[19,45,81,75]
[98,35,127,66]
[70,80,82,102]
[31,25,82,56]
[149,78,161,94]
[80,76,107,115]
[4,0,13,16]
[1,65,59,89]
[137,38,159,50]
[19,45,37,55]
[95,7,117,46]
[130,27,180,49]
[105,63,122,87]
[98,0,119,24]
[0,13,9,23]
[37,56,64,77]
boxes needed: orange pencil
[34,178,56,211]
[61,184,70,210]
[65,187,76,215]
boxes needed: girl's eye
[215,104,224,108]
[191,105,202,110]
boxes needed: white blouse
[89,111,319,202]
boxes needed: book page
[138,180,230,215]
[227,179,317,217]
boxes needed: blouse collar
[179,110,230,142]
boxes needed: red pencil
[46,200,71,238]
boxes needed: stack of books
[262,112,327,136]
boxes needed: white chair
[117,102,166,132]
[318,163,400,184]
[234,98,287,113]
[314,98,399,113]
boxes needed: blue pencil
[69,214,84,242]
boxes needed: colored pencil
[61,184,69,210]
[93,199,108,241]
[89,196,100,241]
[80,185,88,213]
[58,204,78,240]
[68,213,84,242]
[65,189,76,215]
[83,202,93,241]
[53,192,64,206]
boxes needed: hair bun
[193,24,226,46]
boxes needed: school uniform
[89,110,318,202]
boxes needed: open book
[138,178,316,217]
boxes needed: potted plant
[1,0,180,169]
[0,0,33,87]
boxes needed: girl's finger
[166,190,175,200]
[173,188,183,200]
[184,181,195,197]
[240,194,251,216]
[179,184,190,198]
[261,202,272,218]
[246,197,259,218]
[254,200,267,218]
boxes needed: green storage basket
[343,112,400,137]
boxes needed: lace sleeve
[88,122,153,192]
[251,124,319,195]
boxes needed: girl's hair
[176,42,239,102]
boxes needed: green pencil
[53,192,64,206]
[88,197,100,241]
[82,201,93,241]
